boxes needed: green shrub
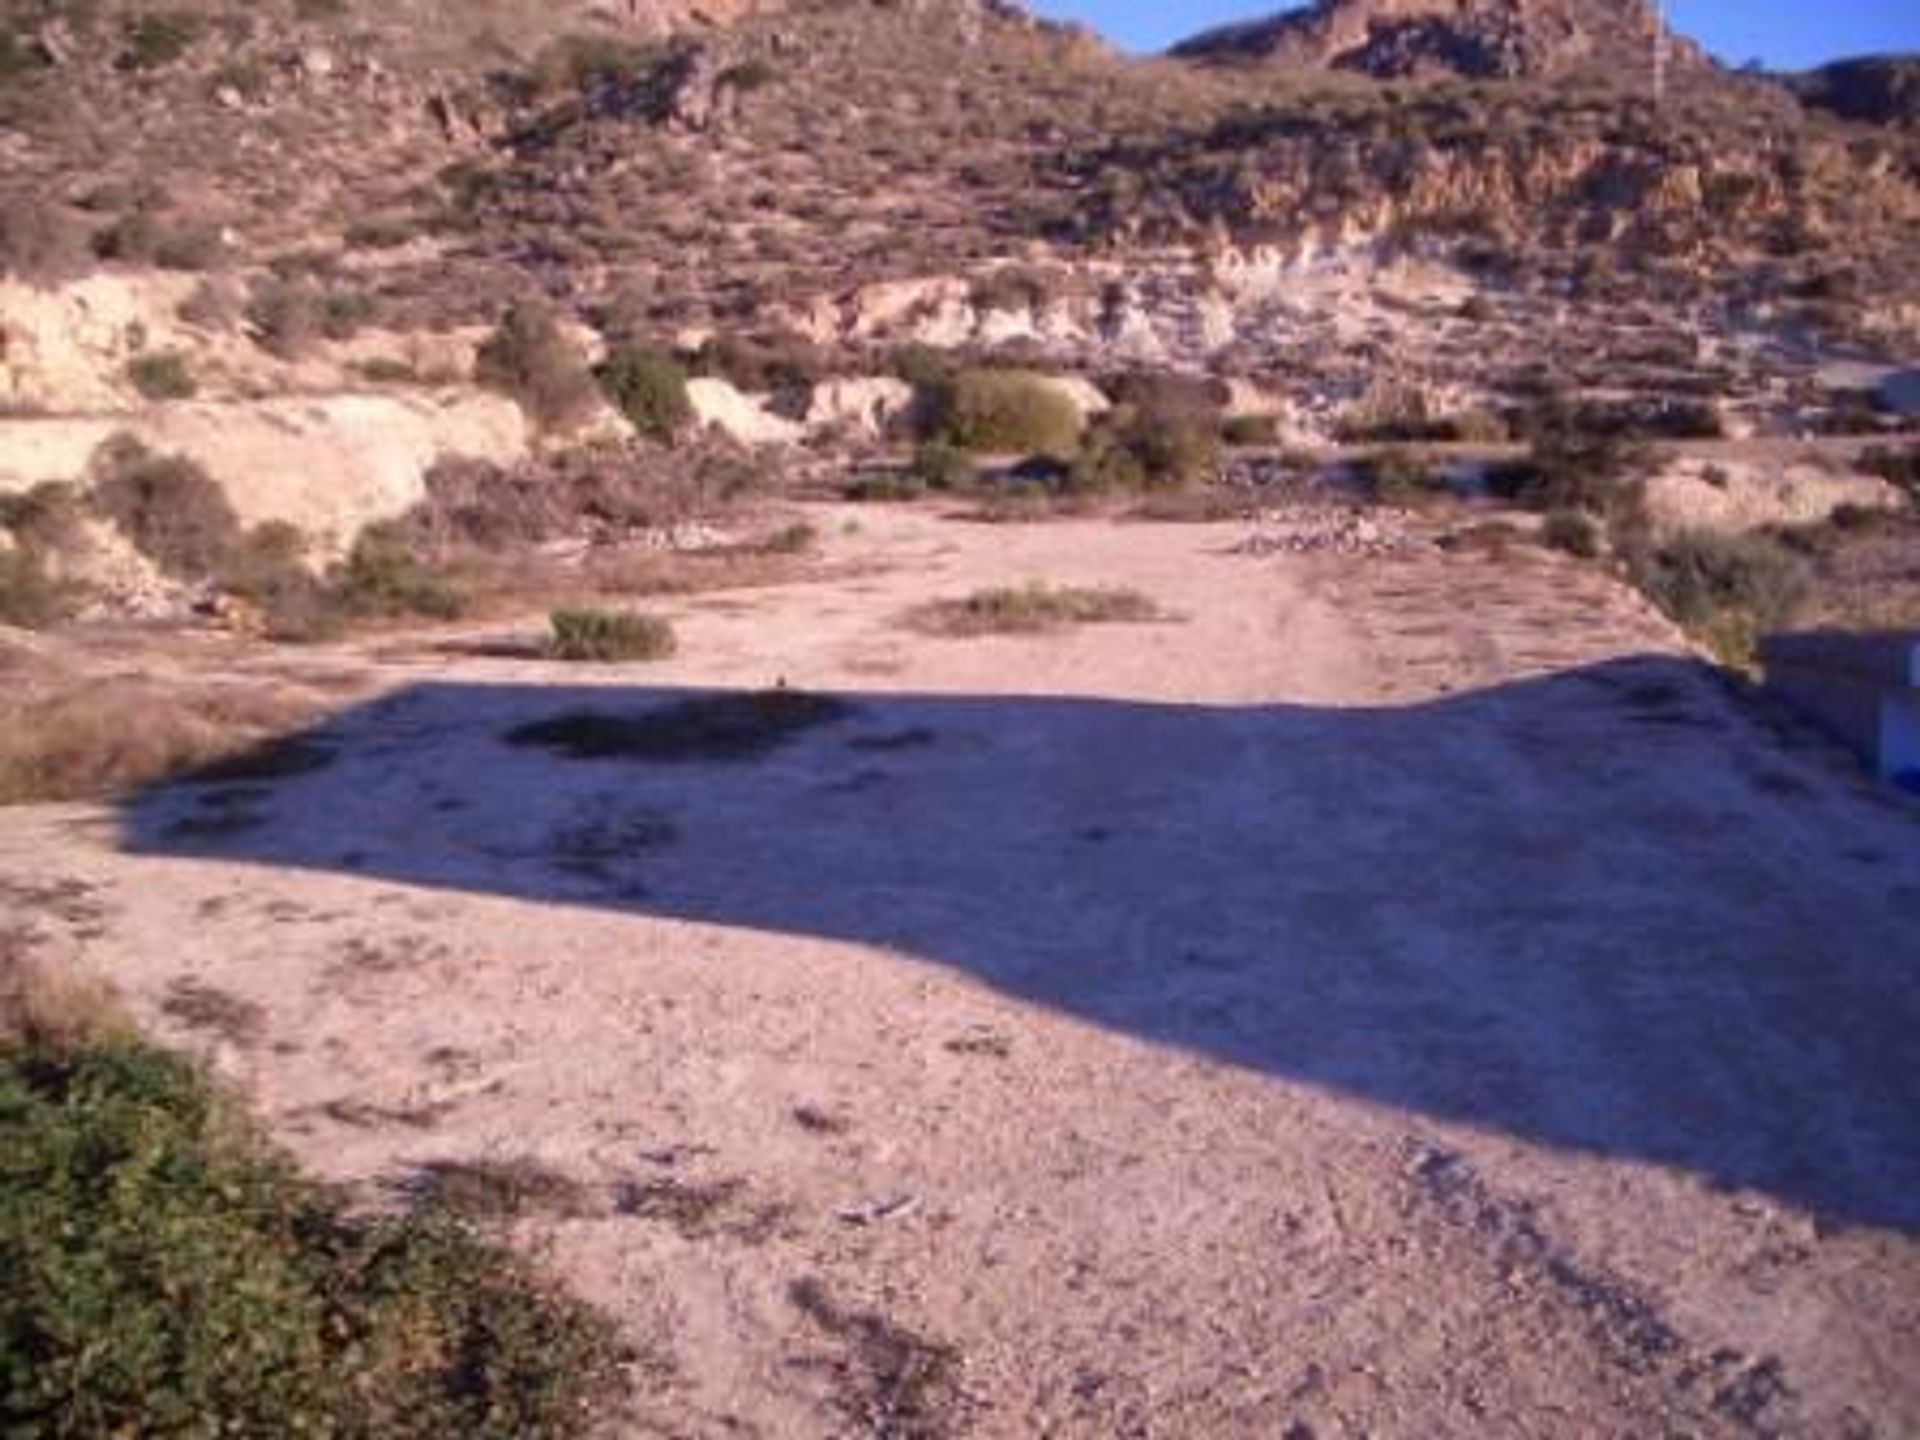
[597,343,693,443]
[1628,530,1811,663]
[218,523,326,634]
[925,369,1082,457]
[909,440,976,492]
[126,351,197,401]
[0,28,40,81]
[0,1028,626,1436]
[90,440,238,579]
[474,302,599,432]
[889,343,953,391]
[330,525,465,621]
[547,607,677,662]
[1541,508,1603,558]
[245,280,376,359]
[117,11,206,71]
[245,279,320,358]
[907,582,1160,636]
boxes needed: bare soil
[3,504,1917,1438]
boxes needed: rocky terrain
[1172,0,1707,81]
[1,0,1917,1434]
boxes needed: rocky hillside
[1788,54,1920,130]
[1170,0,1707,82]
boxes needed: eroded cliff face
[1172,0,1707,81]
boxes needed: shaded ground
[2,505,1916,1436]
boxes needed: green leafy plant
[597,343,694,444]
[0,1015,628,1436]
[90,439,238,579]
[127,351,197,401]
[923,370,1082,457]
[547,607,677,662]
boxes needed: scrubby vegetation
[1627,530,1811,666]
[922,369,1083,457]
[547,606,677,663]
[907,582,1161,637]
[475,302,600,432]
[597,343,693,444]
[0,946,628,1437]
[126,350,198,401]
[91,439,240,580]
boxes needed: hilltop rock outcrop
[1171,0,1708,81]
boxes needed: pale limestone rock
[685,377,803,446]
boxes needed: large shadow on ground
[122,656,1920,1231]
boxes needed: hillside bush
[597,343,693,443]
[117,12,207,72]
[474,302,600,432]
[924,369,1082,457]
[90,440,238,579]
[127,351,197,401]
[330,524,464,621]
[1628,529,1810,665]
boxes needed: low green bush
[597,343,693,444]
[90,440,238,579]
[127,352,197,401]
[330,525,465,621]
[907,582,1160,636]
[1627,529,1811,665]
[1541,508,1603,558]
[0,1025,627,1436]
[923,370,1082,457]
[909,440,976,492]
[547,607,677,662]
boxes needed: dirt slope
[2,507,1916,1437]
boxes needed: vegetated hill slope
[1,0,1917,353]
[1169,0,1708,81]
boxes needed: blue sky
[1028,2,1920,70]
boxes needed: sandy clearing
[2,504,1917,1437]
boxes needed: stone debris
[1231,506,1420,558]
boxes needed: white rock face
[0,392,527,557]
[805,377,914,438]
[0,273,206,411]
[1642,457,1902,536]
[685,377,804,446]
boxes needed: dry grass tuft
[0,935,127,1055]
[905,582,1161,637]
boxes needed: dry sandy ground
[4,505,1919,1438]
